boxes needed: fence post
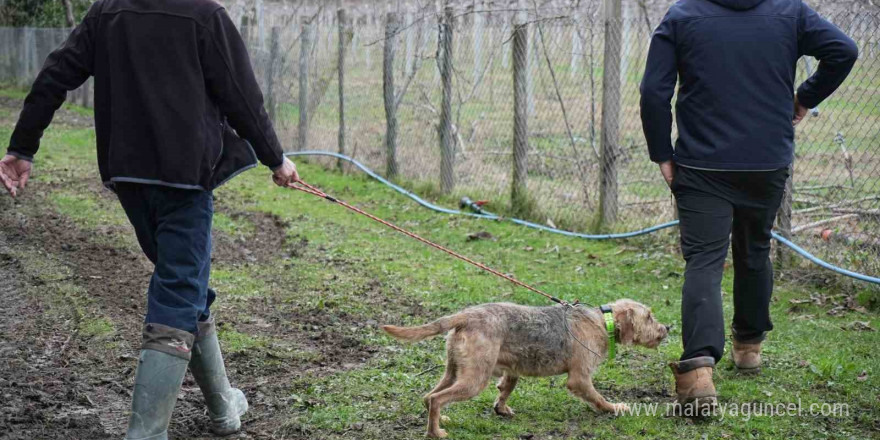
[240,16,251,48]
[598,0,622,227]
[80,79,89,108]
[19,28,28,84]
[512,23,529,214]
[266,26,279,124]
[438,5,455,194]
[298,16,311,151]
[473,0,484,84]
[775,162,795,267]
[337,7,347,171]
[383,12,400,179]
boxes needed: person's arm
[640,15,677,167]
[796,3,858,109]
[7,4,98,163]
[3,3,99,197]
[200,8,285,172]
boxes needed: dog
[382,299,669,438]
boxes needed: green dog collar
[600,305,615,360]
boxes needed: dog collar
[600,305,615,360]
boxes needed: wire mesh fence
[0,0,878,284]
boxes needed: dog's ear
[616,307,635,345]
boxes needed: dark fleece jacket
[7,0,284,190]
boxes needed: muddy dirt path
[0,189,386,439]
[0,97,397,440]
[0,187,389,439]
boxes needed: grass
[2,89,879,439]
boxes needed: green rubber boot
[190,317,248,436]
[124,350,189,440]
[125,323,194,440]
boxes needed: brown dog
[382,299,669,438]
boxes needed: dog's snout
[664,324,671,332]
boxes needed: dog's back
[383,303,576,353]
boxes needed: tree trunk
[61,0,76,27]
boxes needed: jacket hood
[706,0,766,10]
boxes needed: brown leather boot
[669,356,717,417]
[732,339,762,373]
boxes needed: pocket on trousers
[670,166,685,193]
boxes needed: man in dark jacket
[640,0,857,411]
[0,0,299,437]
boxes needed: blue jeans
[116,183,215,334]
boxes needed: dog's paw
[440,415,451,424]
[608,403,630,414]
[493,403,515,417]
[427,428,448,438]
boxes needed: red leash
[286,179,572,307]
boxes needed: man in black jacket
[0,0,299,437]
[640,0,857,412]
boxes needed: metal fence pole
[598,0,622,227]
[337,7,347,171]
[383,12,400,179]
[512,22,529,214]
[298,16,311,151]
[439,5,455,194]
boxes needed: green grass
[80,317,116,339]
[213,212,256,237]
[218,327,270,353]
[4,90,879,439]
[50,190,128,228]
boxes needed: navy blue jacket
[640,0,858,170]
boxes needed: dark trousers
[672,166,788,362]
[116,183,215,334]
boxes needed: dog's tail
[381,314,467,342]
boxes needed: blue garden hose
[285,151,880,285]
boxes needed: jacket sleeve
[796,3,858,109]
[201,8,284,170]
[639,14,677,164]
[7,5,98,161]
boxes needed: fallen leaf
[522,246,534,251]
[792,314,816,321]
[827,306,847,317]
[798,360,810,367]
[543,245,559,254]
[466,231,495,242]
[546,218,557,228]
[857,371,868,382]
[842,321,874,332]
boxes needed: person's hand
[659,160,675,189]
[792,95,809,127]
[0,154,33,198]
[271,156,300,187]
